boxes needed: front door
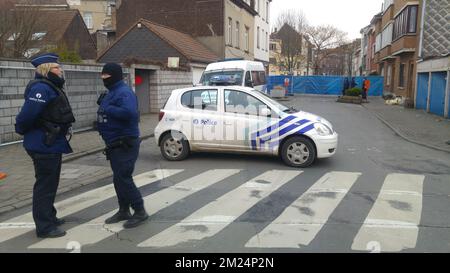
[222,89,278,152]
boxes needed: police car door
[222,89,277,153]
[181,89,223,149]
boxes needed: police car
[154,86,338,167]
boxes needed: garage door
[416,73,429,110]
[429,72,447,117]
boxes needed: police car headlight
[314,123,333,136]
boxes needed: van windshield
[200,70,244,86]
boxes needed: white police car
[154,86,338,167]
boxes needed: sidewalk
[0,114,159,215]
[362,97,450,153]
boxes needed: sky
[270,0,384,40]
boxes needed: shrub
[345,87,362,97]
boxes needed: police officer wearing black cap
[15,53,75,238]
[97,63,148,229]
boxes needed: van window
[251,71,260,85]
[181,89,218,111]
[259,71,266,85]
[245,71,252,87]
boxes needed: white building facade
[252,0,271,68]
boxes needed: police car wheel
[281,136,316,168]
[160,133,189,161]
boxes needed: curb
[0,133,155,216]
[62,133,155,163]
[362,104,450,154]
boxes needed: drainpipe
[445,70,450,118]
[418,0,427,59]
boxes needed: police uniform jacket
[97,80,140,145]
[15,74,72,154]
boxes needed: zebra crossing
[0,168,426,252]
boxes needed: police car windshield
[256,91,296,113]
[200,70,244,86]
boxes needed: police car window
[181,90,218,111]
[224,90,269,116]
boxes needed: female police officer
[15,53,75,238]
[97,63,148,229]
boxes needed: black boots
[37,227,66,238]
[105,206,132,224]
[123,208,149,229]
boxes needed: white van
[199,59,267,93]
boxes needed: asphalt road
[1,95,449,253]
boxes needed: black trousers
[27,151,62,235]
[107,138,144,211]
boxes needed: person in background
[363,78,371,102]
[343,77,349,96]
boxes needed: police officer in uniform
[97,63,148,229]
[15,53,75,238]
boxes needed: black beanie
[102,63,123,88]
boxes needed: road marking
[245,171,361,248]
[0,169,182,243]
[137,170,302,248]
[28,169,241,249]
[351,173,425,252]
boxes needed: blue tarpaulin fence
[267,76,384,96]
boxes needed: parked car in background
[199,59,267,93]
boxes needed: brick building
[114,0,261,61]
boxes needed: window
[181,90,218,111]
[257,27,260,49]
[228,17,233,45]
[386,65,392,86]
[235,21,240,48]
[270,43,276,51]
[83,12,93,29]
[399,63,405,87]
[375,33,381,52]
[245,26,250,51]
[381,23,393,49]
[261,29,264,51]
[245,71,252,87]
[224,90,268,116]
[266,1,269,23]
[266,32,269,52]
[393,5,418,40]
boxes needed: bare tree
[0,1,42,58]
[305,24,348,75]
[273,9,309,74]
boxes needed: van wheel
[160,133,190,161]
[281,136,316,168]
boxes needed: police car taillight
[158,111,165,121]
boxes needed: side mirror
[260,107,271,117]
[245,80,253,88]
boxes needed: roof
[35,10,79,43]
[99,19,219,64]
[140,20,219,64]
